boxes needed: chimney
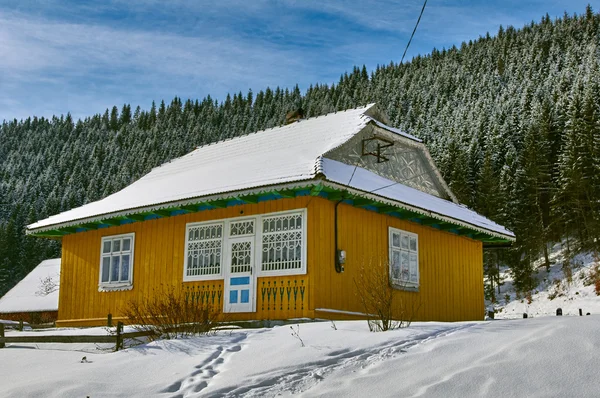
[285,108,304,125]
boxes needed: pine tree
[1,7,600,295]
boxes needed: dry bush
[123,284,220,340]
[587,263,600,296]
[525,291,533,305]
[354,261,420,332]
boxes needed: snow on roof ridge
[185,104,376,153]
[142,105,375,177]
[366,117,422,142]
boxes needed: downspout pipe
[334,193,346,273]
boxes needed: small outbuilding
[0,258,61,324]
[26,104,514,327]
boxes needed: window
[230,220,254,237]
[389,227,419,288]
[261,212,304,273]
[184,223,223,280]
[100,233,134,290]
[183,210,307,281]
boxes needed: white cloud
[0,9,317,120]
[0,0,596,120]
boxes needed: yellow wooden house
[27,104,514,327]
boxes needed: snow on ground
[1,316,600,397]
[491,242,600,319]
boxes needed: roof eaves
[320,179,515,241]
[26,178,323,235]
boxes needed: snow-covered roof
[27,104,514,240]
[0,259,61,314]
[320,158,513,238]
[28,105,373,231]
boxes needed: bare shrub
[585,262,600,296]
[354,261,420,332]
[290,324,305,347]
[123,284,220,340]
[36,275,59,296]
[526,291,533,305]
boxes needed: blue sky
[0,0,597,121]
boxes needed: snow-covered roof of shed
[0,258,61,314]
[27,104,514,239]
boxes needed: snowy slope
[491,243,600,319]
[0,258,61,313]
[1,317,599,397]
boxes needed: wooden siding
[57,197,483,326]
[313,202,484,322]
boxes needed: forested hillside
[1,7,599,298]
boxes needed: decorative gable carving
[325,124,453,200]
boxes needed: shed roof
[0,259,61,314]
[27,104,514,241]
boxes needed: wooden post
[0,323,5,348]
[579,308,583,316]
[556,308,562,316]
[18,320,23,331]
[523,313,528,319]
[115,322,123,352]
[107,313,113,327]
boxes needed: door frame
[222,216,258,313]
[223,235,255,313]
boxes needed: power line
[400,0,428,64]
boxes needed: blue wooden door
[225,237,254,312]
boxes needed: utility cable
[400,0,428,64]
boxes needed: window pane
[103,241,112,254]
[391,250,401,279]
[121,255,130,281]
[410,253,418,283]
[392,232,400,248]
[101,257,110,282]
[111,256,120,282]
[112,239,121,252]
[261,227,302,271]
[409,236,417,251]
[122,238,131,252]
[186,226,222,277]
[401,252,410,281]
[401,234,409,250]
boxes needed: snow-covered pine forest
[1,7,599,299]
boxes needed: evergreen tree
[1,7,600,296]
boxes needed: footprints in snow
[208,324,476,397]
[161,333,247,398]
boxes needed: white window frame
[388,227,419,289]
[257,209,307,277]
[183,209,307,282]
[183,221,226,282]
[99,233,135,291]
